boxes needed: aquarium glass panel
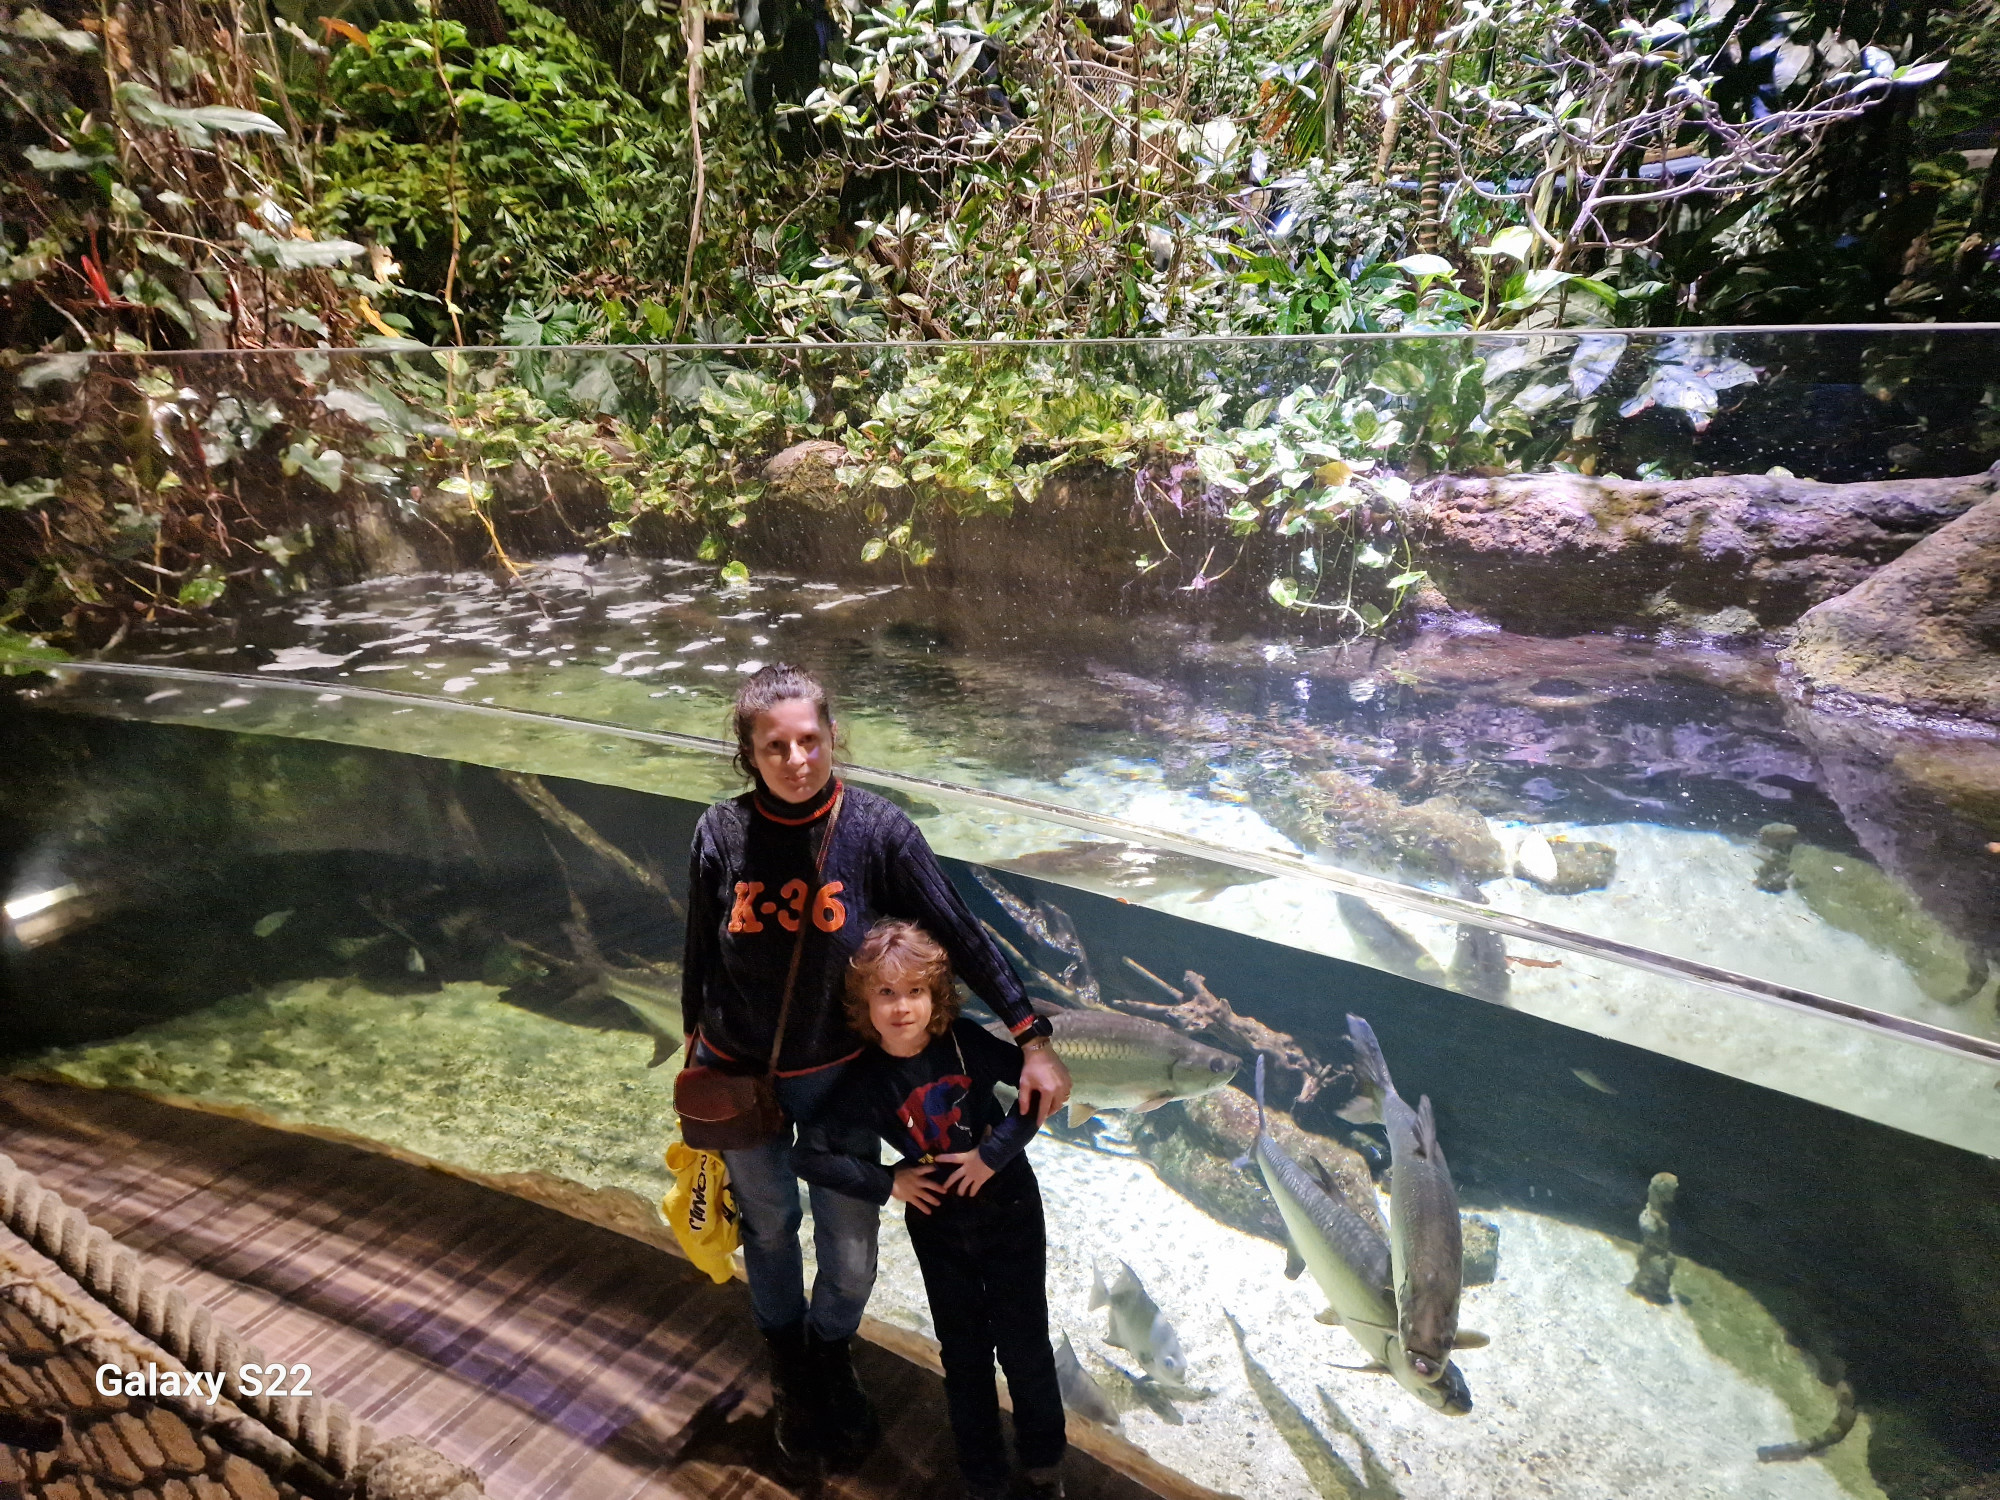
[4,331,1997,1499]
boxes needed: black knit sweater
[681,780,1050,1074]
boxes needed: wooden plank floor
[0,1080,1186,1500]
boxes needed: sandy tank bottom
[16,978,1878,1500]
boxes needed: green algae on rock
[1788,847,1988,1006]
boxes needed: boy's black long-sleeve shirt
[792,1018,1040,1205]
[680,780,1050,1075]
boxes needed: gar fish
[1090,1261,1189,1388]
[1336,895,1446,987]
[1346,1014,1463,1386]
[1039,1003,1238,1127]
[600,963,685,1066]
[1053,1331,1124,1431]
[1244,1055,1474,1416]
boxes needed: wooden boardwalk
[0,1080,1204,1500]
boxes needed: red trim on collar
[754,778,844,826]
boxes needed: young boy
[792,919,1067,1500]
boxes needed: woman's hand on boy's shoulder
[891,1163,946,1214]
[935,1151,996,1198]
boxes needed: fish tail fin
[1089,1267,1111,1310]
[1346,1013,1392,1102]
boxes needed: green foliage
[318,0,690,340]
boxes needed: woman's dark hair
[731,663,836,782]
[844,920,960,1044]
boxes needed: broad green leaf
[1368,361,1426,397]
[1393,253,1454,279]
[0,625,70,675]
[177,567,227,607]
[1268,576,1301,609]
[1,478,58,509]
[1387,570,1428,590]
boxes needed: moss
[1674,1260,1887,1500]
[18,979,679,1202]
[1789,846,1984,1005]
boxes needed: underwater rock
[1416,462,2000,633]
[1788,705,2000,957]
[1514,836,1617,895]
[1753,823,1799,894]
[1460,1214,1500,1287]
[1788,846,1987,1005]
[1629,1171,1679,1305]
[1131,1087,1377,1248]
[1256,769,1505,887]
[1785,494,2000,726]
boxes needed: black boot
[763,1320,822,1481]
[808,1328,882,1471]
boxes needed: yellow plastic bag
[661,1140,740,1285]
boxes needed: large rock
[1786,704,2000,956]
[1416,463,2000,633]
[1783,496,2000,726]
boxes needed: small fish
[1053,1331,1123,1430]
[1245,1056,1474,1415]
[1090,1261,1189,1388]
[1448,924,1510,1004]
[1347,1015,1464,1387]
[1043,1005,1238,1127]
[1572,1068,1618,1095]
[1507,955,1563,970]
[1336,895,1446,986]
[600,963,685,1067]
[252,910,293,938]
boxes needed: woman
[681,663,1072,1473]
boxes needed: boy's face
[868,961,935,1057]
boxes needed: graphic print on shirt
[728,879,848,935]
[899,1074,973,1155]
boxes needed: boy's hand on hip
[935,1151,995,1197]
[1018,1043,1071,1126]
[891,1164,945,1214]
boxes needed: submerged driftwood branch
[500,771,684,918]
[1119,960,1342,1108]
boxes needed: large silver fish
[1090,1261,1189,1388]
[1053,1331,1123,1430]
[1336,895,1446,987]
[1346,1014,1463,1385]
[1042,1005,1238,1127]
[600,964,684,1066]
[1246,1056,1474,1415]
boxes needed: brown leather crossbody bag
[675,786,844,1152]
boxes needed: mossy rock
[1133,1087,1379,1245]
[1674,1259,1887,1500]
[1789,845,1986,1004]
[1252,768,1505,885]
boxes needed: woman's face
[868,962,935,1056]
[750,697,832,804]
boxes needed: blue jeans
[702,1046,881,1338]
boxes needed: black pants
[906,1165,1067,1489]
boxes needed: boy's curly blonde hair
[844,919,960,1044]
